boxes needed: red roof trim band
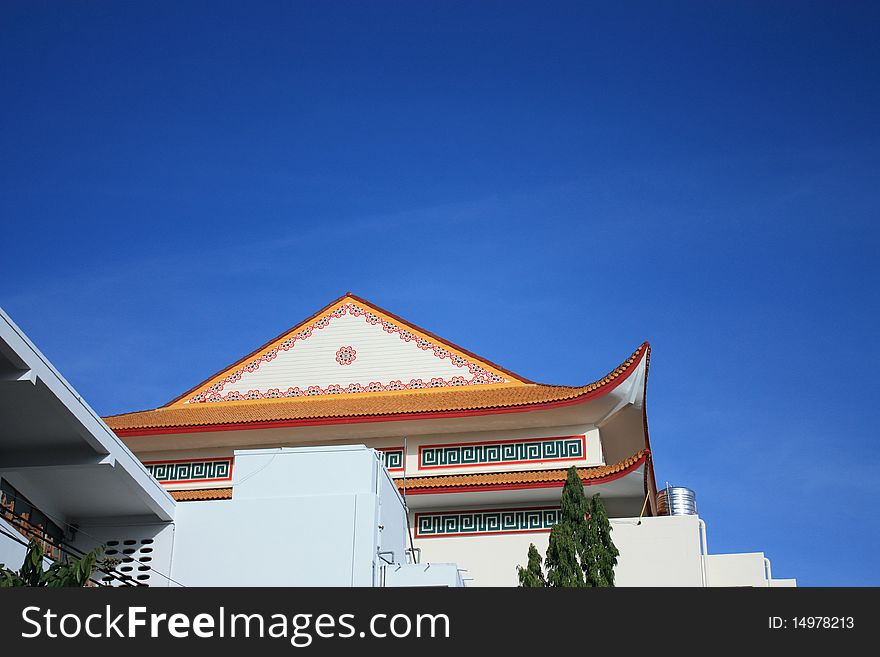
[397,453,648,495]
[110,344,648,437]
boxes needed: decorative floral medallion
[335,345,357,366]
[186,301,507,403]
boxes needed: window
[0,478,64,560]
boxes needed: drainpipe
[763,557,772,587]
[698,519,708,587]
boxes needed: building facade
[105,294,657,586]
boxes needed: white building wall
[168,446,407,587]
[706,553,769,587]
[384,563,465,587]
[412,513,786,587]
[73,522,176,588]
[611,515,706,586]
[134,424,604,493]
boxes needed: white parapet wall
[383,563,466,587]
[414,512,793,587]
[705,552,769,587]
[169,445,408,587]
[612,515,707,586]
[71,445,468,587]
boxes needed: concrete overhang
[0,307,175,525]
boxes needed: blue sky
[2,2,878,585]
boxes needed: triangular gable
[169,294,528,406]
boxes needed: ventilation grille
[99,537,158,587]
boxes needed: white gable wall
[206,313,507,399]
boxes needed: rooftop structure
[0,297,793,586]
[98,293,791,586]
[0,305,462,587]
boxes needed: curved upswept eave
[103,342,650,436]
[396,449,651,494]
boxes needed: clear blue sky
[2,2,877,585]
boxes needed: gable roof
[104,342,649,435]
[166,293,529,406]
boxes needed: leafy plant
[0,541,103,588]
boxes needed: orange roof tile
[170,488,232,501]
[394,450,650,493]
[104,343,649,434]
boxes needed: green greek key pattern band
[144,458,233,484]
[377,447,404,471]
[419,436,585,469]
[415,507,561,537]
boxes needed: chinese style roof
[104,338,649,435]
[395,450,650,494]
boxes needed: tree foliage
[0,541,102,588]
[517,466,619,587]
[544,466,591,587]
[583,487,619,587]
[517,543,546,587]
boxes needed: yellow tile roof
[104,343,648,434]
[395,450,649,492]
[169,488,233,501]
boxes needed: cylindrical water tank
[657,486,698,516]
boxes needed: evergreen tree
[584,493,619,587]
[527,465,619,587]
[517,543,546,587]
[544,466,590,587]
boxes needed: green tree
[544,466,591,587]
[518,465,619,587]
[0,541,103,588]
[517,543,546,587]
[584,491,619,587]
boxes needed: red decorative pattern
[186,302,507,403]
[335,346,356,366]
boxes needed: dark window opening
[0,478,65,560]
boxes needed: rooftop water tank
[657,486,698,516]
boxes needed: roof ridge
[163,293,352,407]
[163,293,533,408]
[343,293,534,385]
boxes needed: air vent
[73,524,173,588]
[97,536,161,587]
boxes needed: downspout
[698,519,709,587]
